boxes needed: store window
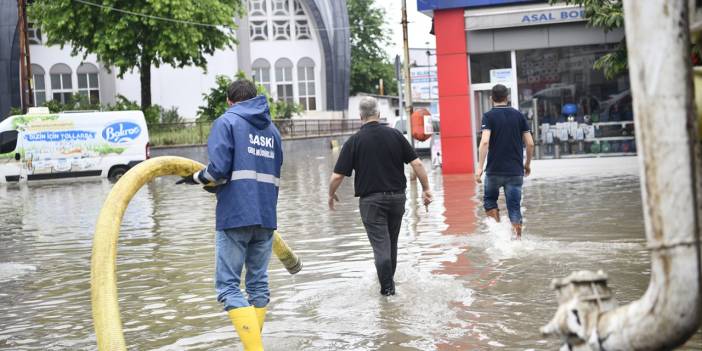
[516,44,633,157]
[77,63,100,104]
[297,57,316,110]
[49,63,73,103]
[31,64,46,106]
[275,58,294,103]
[252,58,271,93]
[469,51,510,84]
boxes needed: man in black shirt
[328,96,432,296]
[476,84,534,239]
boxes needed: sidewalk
[529,156,639,179]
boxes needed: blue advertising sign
[102,122,142,143]
[25,130,96,142]
[418,0,542,11]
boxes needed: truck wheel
[108,166,129,182]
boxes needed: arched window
[77,63,100,104]
[297,58,316,110]
[31,64,46,106]
[275,58,293,103]
[49,63,72,103]
[252,58,271,93]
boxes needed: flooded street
[1,152,701,350]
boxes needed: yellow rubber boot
[255,307,267,331]
[228,306,264,351]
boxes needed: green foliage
[552,0,627,79]
[197,73,278,122]
[29,0,243,108]
[197,75,231,122]
[42,93,100,113]
[557,0,623,32]
[104,95,141,111]
[7,107,22,118]
[593,43,628,80]
[160,106,185,124]
[273,100,302,119]
[347,0,398,95]
[103,95,182,125]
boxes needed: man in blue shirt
[476,84,534,239]
[178,79,282,350]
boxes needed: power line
[72,0,233,29]
[70,0,405,34]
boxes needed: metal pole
[542,1,702,349]
[395,55,405,134]
[401,0,415,149]
[533,98,540,159]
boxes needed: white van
[0,108,150,183]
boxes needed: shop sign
[490,69,512,84]
[466,5,586,30]
[418,0,536,12]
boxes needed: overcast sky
[377,1,436,57]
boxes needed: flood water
[1,152,701,350]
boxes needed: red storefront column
[435,8,473,174]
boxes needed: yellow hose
[91,156,301,350]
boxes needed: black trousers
[359,192,406,294]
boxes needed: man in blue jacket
[178,79,282,350]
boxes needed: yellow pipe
[91,156,301,350]
[273,231,302,274]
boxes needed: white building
[2,0,350,120]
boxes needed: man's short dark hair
[491,84,509,103]
[227,79,258,104]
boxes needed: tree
[30,0,243,110]
[347,0,398,96]
[554,0,626,79]
[197,72,285,122]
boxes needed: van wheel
[108,166,129,182]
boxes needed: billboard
[410,66,438,101]
[417,0,543,11]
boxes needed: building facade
[419,0,633,174]
[0,0,350,120]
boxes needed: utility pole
[395,54,405,132]
[17,0,33,112]
[401,0,415,149]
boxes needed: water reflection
[0,155,700,350]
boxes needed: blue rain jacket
[201,95,283,231]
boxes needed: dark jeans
[359,192,406,295]
[483,175,523,224]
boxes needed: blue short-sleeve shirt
[481,106,531,176]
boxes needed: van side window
[0,130,19,154]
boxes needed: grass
[148,123,212,146]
